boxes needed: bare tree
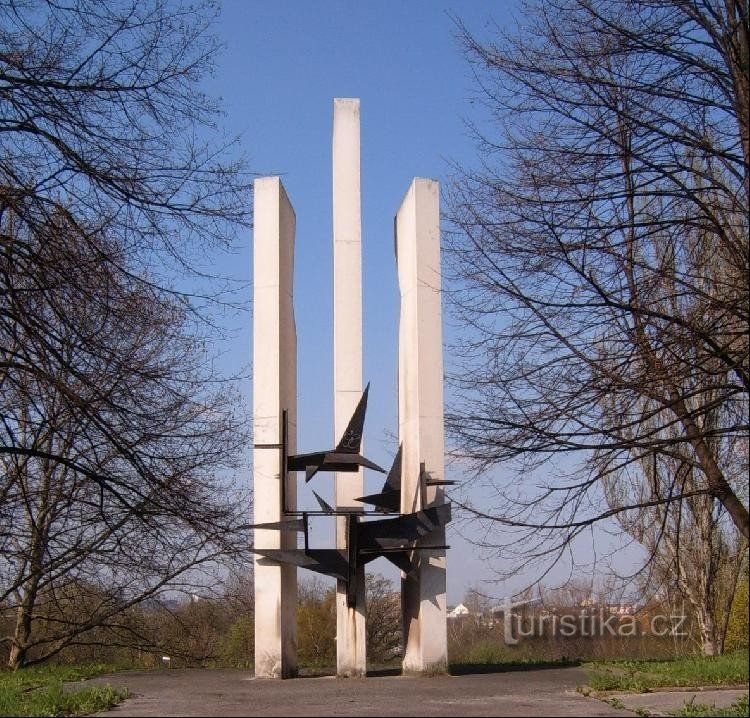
[445,0,748,584]
[0,0,251,668]
[0,0,247,261]
[0,211,249,668]
[365,574,400,664]
[293,574,401,669]
[296,578,336,668]
[597,205,749,655]
[605,436,747,654]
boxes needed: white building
[447,603,470,619]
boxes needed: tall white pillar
[253,177,298,678]
[395,178,448,673]
[333,98,367,677]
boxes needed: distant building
[606,604,635,615]
[577,598,636,615]
[447,603,470,618]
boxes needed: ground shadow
[297,667,336,678]
[449,659,581,676]
[367,667,402,677]
[302,659,582,678]
[299,664,403,678]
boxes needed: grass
[632,696,750,717]
[583,650,749,692]
[605,697,627,710]
[670,695,749,717]
[0,663,127,717]
[448,639,580,670]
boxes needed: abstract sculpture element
[356,444,402,513]
[251,387,451,608]
[286,384,385,482]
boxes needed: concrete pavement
[607,688,748,716]
[87,666,631,717]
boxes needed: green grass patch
[448,639,582,668]
[0,663,127,717]
[584,650,749,692]
[670,695,749,717]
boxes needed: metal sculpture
[286,383,386,481]
[249,385,451,609]
[356,445,402,513]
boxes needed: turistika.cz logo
[496,597,687,645]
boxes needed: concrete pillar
[333,98,367,677]
[395,178,448,674]
[253,177,298,678]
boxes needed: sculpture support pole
[333,98,367,677]
[253,177,298,678]
[396,178,448,673]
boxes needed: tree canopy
[446,0,749,581]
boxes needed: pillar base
[401,661,449,677]
[336,572,366,678]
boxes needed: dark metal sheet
[355,445,402,511]
[312,490,335,514]
[346,515,359,607]
[359,545,450,554]
[360,546,450,575]
[384,444,402,491]
[336,382,370,453]
[286,383,386,482]
[358,503,451,548]
[355,489,401,512]
[288,450,386,482]
[252,548,349,582]
[383,551,413,574]
[247,518,306,533]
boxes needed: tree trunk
[669,390,750,540]
[696,606,723,656]
[8,581,37,669]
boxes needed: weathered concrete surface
[252,176,298,678]
[395,178,448,673]
[607,687,748,715]
[89,666,632,717]
[332,97,366,678]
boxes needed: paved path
[87,666,631,717]
[609,688,748,715]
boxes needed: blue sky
[204,1,640,602]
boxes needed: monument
[333,98,367,677]
[251,99,451,678]
[396,179,449,672]
[252,177,298,678]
